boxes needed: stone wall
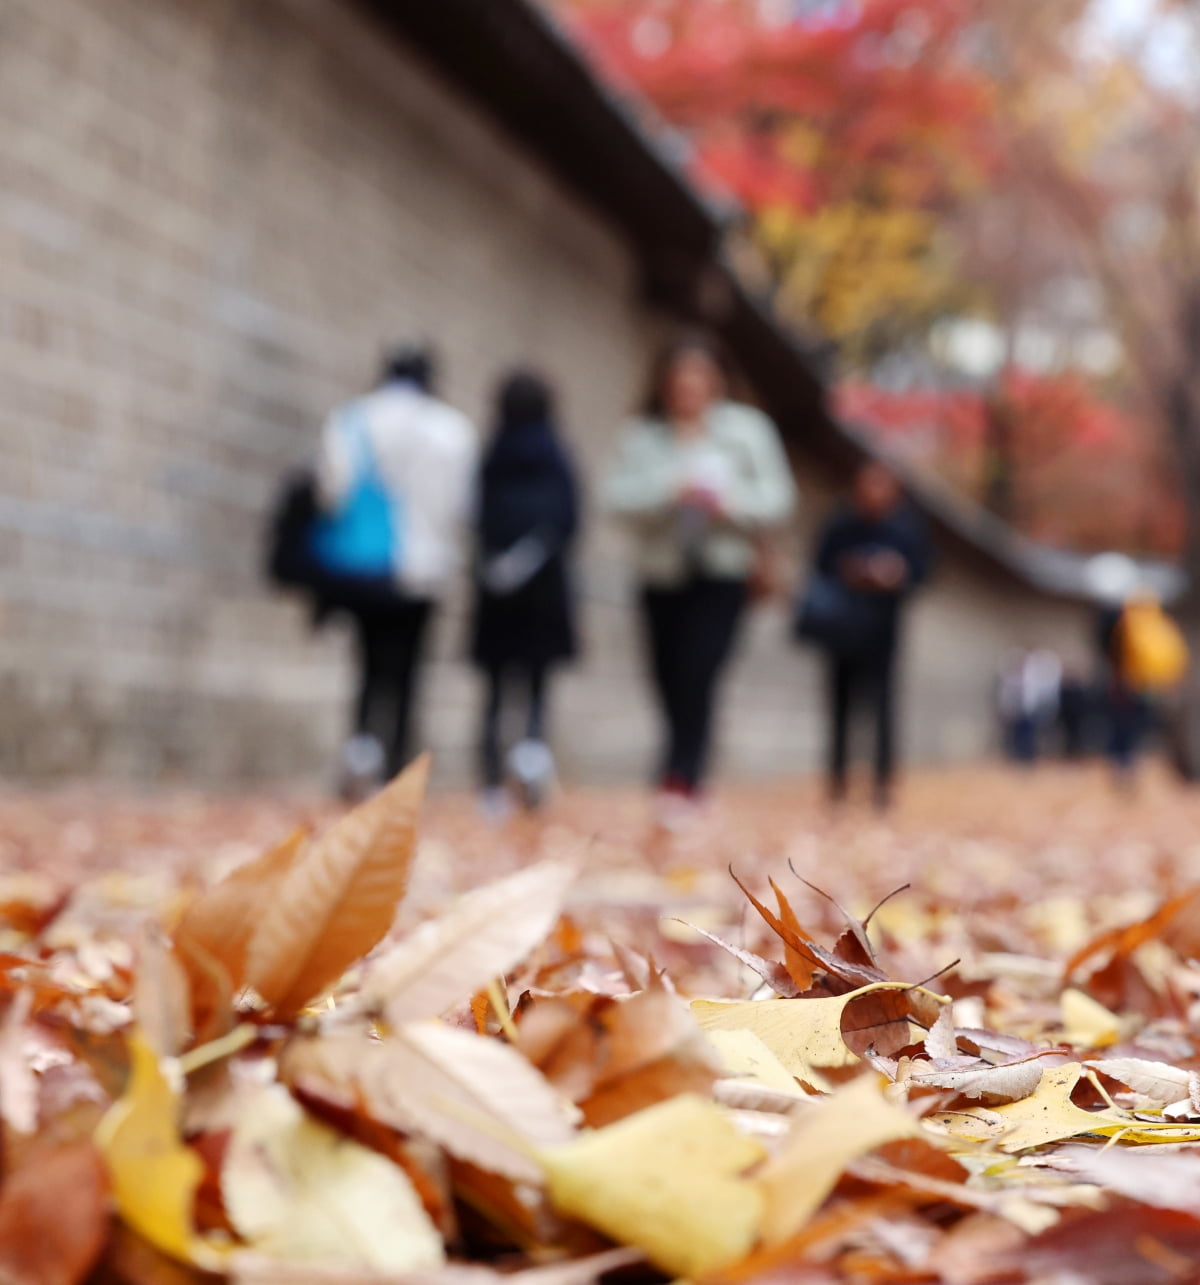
[0,0,1093,787]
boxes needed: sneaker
[507,739,555,811]
[478,787,514,825]
[339,733,385,802]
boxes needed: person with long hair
[605,334,795,818]
[471,371,580,815]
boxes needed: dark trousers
[1108,684,1150,773]
[480,661,549,789]
[352,598,433,779]
[640,577,747,793]
[829,653,896,801]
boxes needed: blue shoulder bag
[309,405,400,581]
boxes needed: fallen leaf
[756,1075,922,1246]
[0,989,38,1134]
[94,1030,211,1266]
[691,982,940,1071]
[0,1139,109,1285]
[244,757,427,1018]
[705,1027,810,1095]
[174,829,307,1002]
[134,929,192,1059]
[1089,1057,1192,1106]
[541,1093,764,1279]
[222,1083,444,1273]
[1061,987,1123,1047]
[360,860,577,1024]
[283,1022,576,1184]
[908,1054,1049,1101]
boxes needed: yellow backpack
[1118,599,1190,692]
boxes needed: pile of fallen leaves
[11,764,1200,1283]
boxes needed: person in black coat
[813,462,932,809]
[471,371,580,811]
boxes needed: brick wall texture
[0,0,1092,786]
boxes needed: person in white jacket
[316,345,477,790]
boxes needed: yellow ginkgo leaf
[692,982,938,1071]
[704,1027,814,1095]
[94,1031,211,1266]
[929,1063,1131,1153]
[757,1074,922,1246]
[541,1094,764,1279]
[222,1084,444,1273]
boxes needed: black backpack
[265,468,322,589]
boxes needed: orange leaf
[174,827,308,1022]
[0,1139,110,1285]
[244,756,428,1018]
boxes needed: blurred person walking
[313,344,476,796]
[996,647,1062,763]
[471,371,580,817]
[796,463,931,810]
[1097,588,1188,786]
[605,334,796,822]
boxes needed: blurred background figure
[605,334,795,824]
[314,345,477,797]
[803,462,931,810]
[1097,585,1189,786]
[471,371,580,818]
[996,647,1062,764]
[1056,662,1099,760]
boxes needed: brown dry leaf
[0,1138,109,1285]
[908,1054,1051,1101]
[284,1023,576,1184]
[244,757,428,1018]
[924,1007,958,1060]
[0,989,38,1134]
[174,828,307,1000]
[578,983,722,1126]
[770,877,818,991]
[134,928,192,1059]
[359,859,577,1024]
[677,921,802,996]
[756,1074,922,1246]
[222,1083,444,1274]
[541,1093,765,1279]
[732,871,884,992]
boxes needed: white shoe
[340,734,385,801]
[478,787,514,824]
[507,739,555,811]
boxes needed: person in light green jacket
[605,334,796,812]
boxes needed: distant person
[605,334,796,822]
[996,648,1062,763]
[801,462,931,810]
[1097,588,1188,785]
[471,371,580,817]
[1056,663,1096,759]
[314,344,476,796]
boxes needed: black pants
[640,577,747,793]
[829,652,896,801]
[480,661,549,789]
[352,598,434,779]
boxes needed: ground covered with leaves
[7,763,1200,1284]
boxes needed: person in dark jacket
[813,462,931,809]
[471,371,580,814]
